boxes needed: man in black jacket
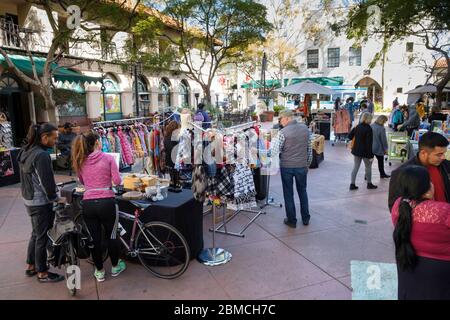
[18,123,64,283]
[388,132,450,210]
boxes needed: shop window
[137,75,150,116]
[54,82,87,117]
[100,76,122,120]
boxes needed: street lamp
[129,61,143,117]
[215,93,219,110]
[194,93,200,106]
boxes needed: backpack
[193,111,205,122]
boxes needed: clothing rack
[92,116,153,128]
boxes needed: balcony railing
[0,17,51,53]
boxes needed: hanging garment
[159,128,166,173]
[107,130,116,153]
[233,164,256,205]
[192,165,208,202]
[132,128,144,158]
[207,166,234,199]
[333,109,351,134]
[138,127,147,157]
[117,127,134,165]
[101,134,110,153]
[175,129,192,170]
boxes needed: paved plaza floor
[0,140,398,300]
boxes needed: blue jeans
[280,167,310,224]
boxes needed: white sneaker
[94,268,105,282]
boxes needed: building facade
[0,1,206,145]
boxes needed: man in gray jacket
[271,111,312,228]
[18,123,64,283]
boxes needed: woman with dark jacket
[371,115,390,178]
[391,165,450,300]
[348,112,377,190]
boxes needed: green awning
[241,76,344,89]
[0,54,101,84]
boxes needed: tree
[134,0,272,104]
[0,0,141,110]
[331,0,450,105]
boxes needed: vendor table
[309,135,325,169]
[116,189,204,260]
[0,148,20,187]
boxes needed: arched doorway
[355,77,383,105]
[158,78,171,111]
[0,73,30,146]
[179,80,190,107]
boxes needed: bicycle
[116,200,190,279]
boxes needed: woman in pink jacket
[72,131,126,282]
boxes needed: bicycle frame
[117,208,167,257]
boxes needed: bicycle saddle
[129,200,152,210]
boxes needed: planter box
[264,111,275,122]
[251,115,258,121]
[259,114,268,122]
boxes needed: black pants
[82,198,119,271]
[398,256,450,300]
[375,155,387,176]
[26,203,54,273]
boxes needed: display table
[116,189,204,260]
[0,148,20,187]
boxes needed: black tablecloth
[0,148,20,187]
[116,189,204,260]
[309,150,324,169]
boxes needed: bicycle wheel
[65,237,79,296]
[135,222,190,279]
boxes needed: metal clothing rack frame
[209,205,266,238]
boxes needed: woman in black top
[348,112,377,190]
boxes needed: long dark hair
[71,130,99,173]
[24,123,58,150]
[393,165,430,271]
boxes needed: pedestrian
[194,103,212,129]
[18,123,64,283]
[56,122,76,169]
[391,105,404,131]
[71,131,126,282]
[367,97,375,114]
[371,115,390,178]
[397,104,420,137]
[348,112,378,190]
[388,131,450,210]
[271,110,312,228]
[391,165,450,300]
[344,97,357,126]
[334,97,342,111]
[393,97,399,109]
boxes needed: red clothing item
[428,166,447,202]
[391,198,450,261]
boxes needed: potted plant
[263,110,275,122]
[251,112,258,121]
[273,105,285,117]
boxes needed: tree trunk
[202,85,212,106]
